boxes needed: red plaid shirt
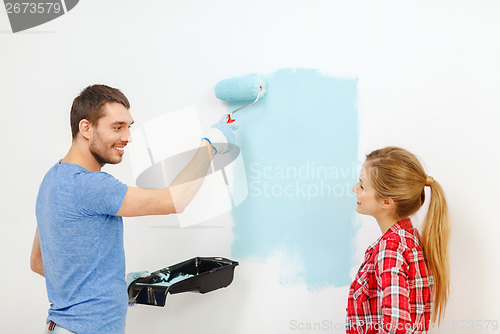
[346,219,433,334]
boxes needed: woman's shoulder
[374,228,424,269]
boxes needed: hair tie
[425,176,435,187]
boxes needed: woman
[346,147,450,333]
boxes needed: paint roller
[214,74,267,115]
[212,74,267,205]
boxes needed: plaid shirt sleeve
[375,238,411,334]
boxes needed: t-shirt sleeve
[73,171,128,216]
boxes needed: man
[30,84,237,334]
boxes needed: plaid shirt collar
[367,218,413,251]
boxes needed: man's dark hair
[70,84,130,139]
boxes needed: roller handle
[230,86,264,115]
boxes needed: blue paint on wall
[230,68,359,289]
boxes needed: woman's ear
[381,197,395,210]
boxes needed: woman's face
[352,162,384,217]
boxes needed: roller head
[214,74,267,102]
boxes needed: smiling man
[30,84,236,334]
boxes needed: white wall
[1,1,499,333]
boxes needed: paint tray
[128,257,238,307]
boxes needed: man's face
[88,102,134,166]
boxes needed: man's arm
[116,140,216,217]
[30,228,45,277]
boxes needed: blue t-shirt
[36,161,129,334]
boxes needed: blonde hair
[365,146,450,324]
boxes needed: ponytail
[422,180,450,324]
